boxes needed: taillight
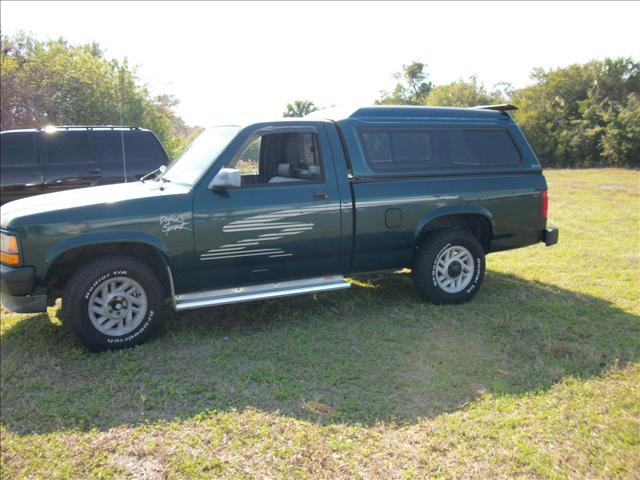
[540,189,548,220]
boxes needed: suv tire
[62,255,163,351]
[413,229,486,304]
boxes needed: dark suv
[0,126,170,205]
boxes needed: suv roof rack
[37,125,141,131]
[472,104,518,112]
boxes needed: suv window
[93,130,123,168]
[124,131,168,169]
[47,131,95,164]
[226,131,324,187]
[0,133,38,167]
[359,128,520,171]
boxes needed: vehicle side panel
[350,173,546,272]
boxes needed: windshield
[161,126,241,186]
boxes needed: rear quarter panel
[351,173,546,272]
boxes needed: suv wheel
[62,255,163,351]
[413,230,486,304]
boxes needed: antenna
[119,77,128,182]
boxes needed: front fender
[46,231,170,267]
[414,204,494,240]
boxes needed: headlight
[0,232,21,266]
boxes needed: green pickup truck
[0,105,558,350]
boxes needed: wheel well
[47,243,172,300]
[416,214,492,251]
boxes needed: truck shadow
[1,270,638,434]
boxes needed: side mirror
[210,168,241,190]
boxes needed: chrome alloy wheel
[88,276,148,336]
[434,245,475,293]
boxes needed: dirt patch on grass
[108,453,167,480]
[598,184,639,195]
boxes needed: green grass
[1,168,639,479]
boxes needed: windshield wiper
[140,165,167,182]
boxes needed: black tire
[412,229,486,305]
[62,255,164,351]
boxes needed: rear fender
[414,205,494,243]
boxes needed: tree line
[1,33,638,167]
[0,33,200,158]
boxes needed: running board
[174,275,350,311]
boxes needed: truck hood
[0,181,190,229]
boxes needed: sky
[1,1,638,127]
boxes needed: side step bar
[174,275,350,311]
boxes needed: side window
[360,128,521,171]
[0,133,38,167]
[230,137,260,174]
[360,129,433,170]
[93,130,123,169]
[123,131,169,170]
[392,131,432,163]
[47,131,95,164]
[360,132,392,163]
[226,131,324,186]
[465,130,521,165]
[295,133,322,179]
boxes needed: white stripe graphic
[199,204,337,262]
[220,242,259,248]
[223,222,306,230]
[202,248,281,257]
[201,250,284,261]
[206,246,251,253]
[224,224,313,233]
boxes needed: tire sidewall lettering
[105,309,155,344]
[84,270,128,300]
[465,257,483,294]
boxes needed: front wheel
[62,255,164,351]
[412,230,486,304]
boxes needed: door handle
[313,192,329,200]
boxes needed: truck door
[192,124,347,291]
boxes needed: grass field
[1,169,639,479]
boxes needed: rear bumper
[542,227,559,247]
[0,264,47,313]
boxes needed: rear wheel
[413,230,486,304]
[62,255,163,351]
